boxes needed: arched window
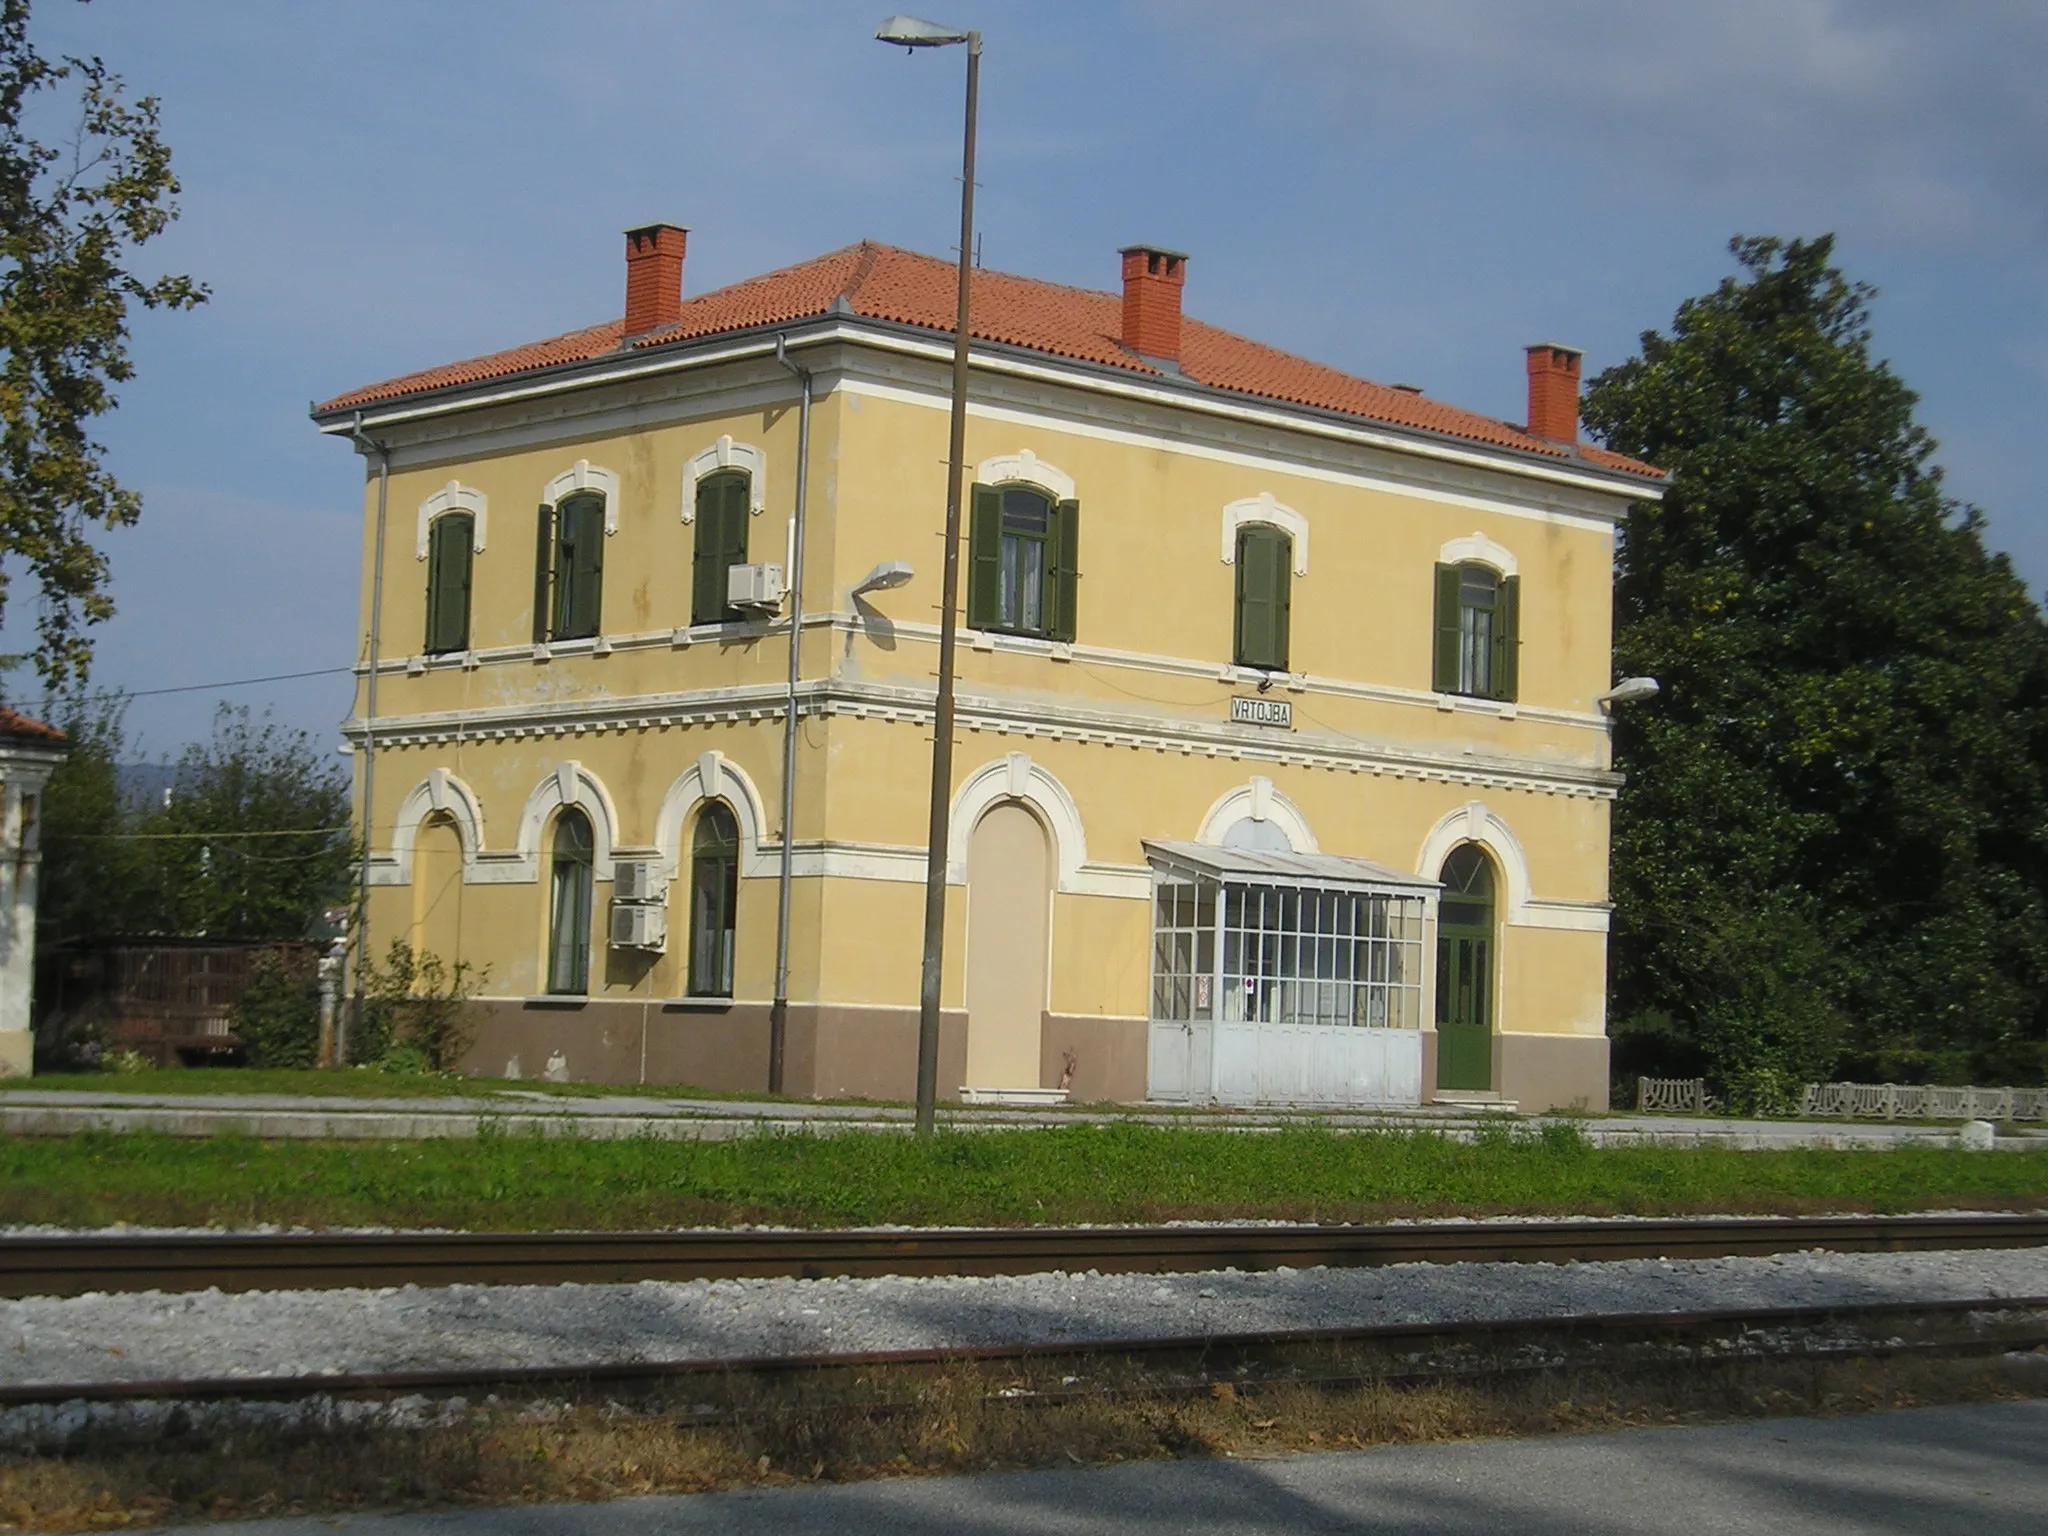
[1432,562,1519,701]
[1435,843,1496,1091]
[425,512,474,655]
[691,470,751,626]
[687,802,739,997]
[1233,524,1292,671]
[547,808,594,994]
[535,491,605,643]
[967,481,1078,640]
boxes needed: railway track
[4,1212,2045,1299]
[2,1295,2043,1412]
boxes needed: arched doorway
[1435,843,1496,1092]
[965,802,1051,1089]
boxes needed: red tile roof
[319,242,1663,480]
[0,707,66,745]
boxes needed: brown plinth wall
[1495,1031,1610,1112]
[1039,1013,1147,1103]
[451,1001,1605,1112]
[454,1000,973,1102]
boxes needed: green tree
[0,0,204,690]
[36,688,148,945]
[139,704,354,940]
[1585,236,2048,1092]
[37,696,353,946]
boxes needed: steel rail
[3,1213,2045,1300]
[2,1294,2043,1409]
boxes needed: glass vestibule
[1148,846,1428,1033]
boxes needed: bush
[352,940,482,1073]
[229,949,322,1069]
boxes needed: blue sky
[10,0,2047,751]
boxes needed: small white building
[0,710,68,1078]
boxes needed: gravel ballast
[3,1246,2046,1390]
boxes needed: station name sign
[1230,696,1293,729]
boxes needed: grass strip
[3,1346,2044,1529]
[3,1123,2047,1231]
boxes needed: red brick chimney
[1119,245,1188,362]
[1525,343,1583,443]
[624,223,689,336]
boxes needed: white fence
[1799,1082,2048,1122]
[1635,1077,1718,1114]
[1637,1077,2048,1121]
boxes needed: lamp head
[875,14,973,47]
[853,560,916,597]
[1596,676,1661,710]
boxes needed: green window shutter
[1272,533,1291,672]
[967,483,1001,630]
[1432,562,1461,693]
[691,477,722,625]
[720,475,750,619]
[1049,498,1080,642]
[1493,573,1520,701]
[1235,526,1290,672]
[427,514,473,654]
[425,519,445,653]
[532,503,556,644]
[568,496,605,639]
[692,474,750,625]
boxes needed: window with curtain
[1233,524,1292,671]
[546,808,594,995]
[690,470,751,626]
[688,802,739,997]
[532,491,605,643]
[967,482,1078,640]
[424,512,474,655]
[1432,562,1519,701]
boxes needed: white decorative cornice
[541,460,620,534]
[1221,493,1310,576]
[975,448,1075,501]
[341,677,1620,803]
[415,481,488,561]
[680,434,767,521]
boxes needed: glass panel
[1000,487,1050,534]
[547,810,593,995]
[1206,876,1425,1031]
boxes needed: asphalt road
[171,1399,2048,1535]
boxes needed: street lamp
[1596,677,1661,711]
[876,14,980,1136]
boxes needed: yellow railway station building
[313,225,1664,1112]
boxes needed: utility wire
[52,827,351,841]
[86,666,354,700]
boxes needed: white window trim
[652,749,773,880]
[415,482,488,561]
[1195,776,1319,853]
[681,436,767,522]
[1221,493,1309,576]
[1438,531,1518,577]
[976,448,1075,501]
[542,460,621,535]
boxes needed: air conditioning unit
[609,900,667,951]
[727,562,785,613]
[612,858,662,903]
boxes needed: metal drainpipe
[768,334,812,1097]
[347,413,391,1067]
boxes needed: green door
[1435,845,1495,1092]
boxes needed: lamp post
[876,14,979,1136]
